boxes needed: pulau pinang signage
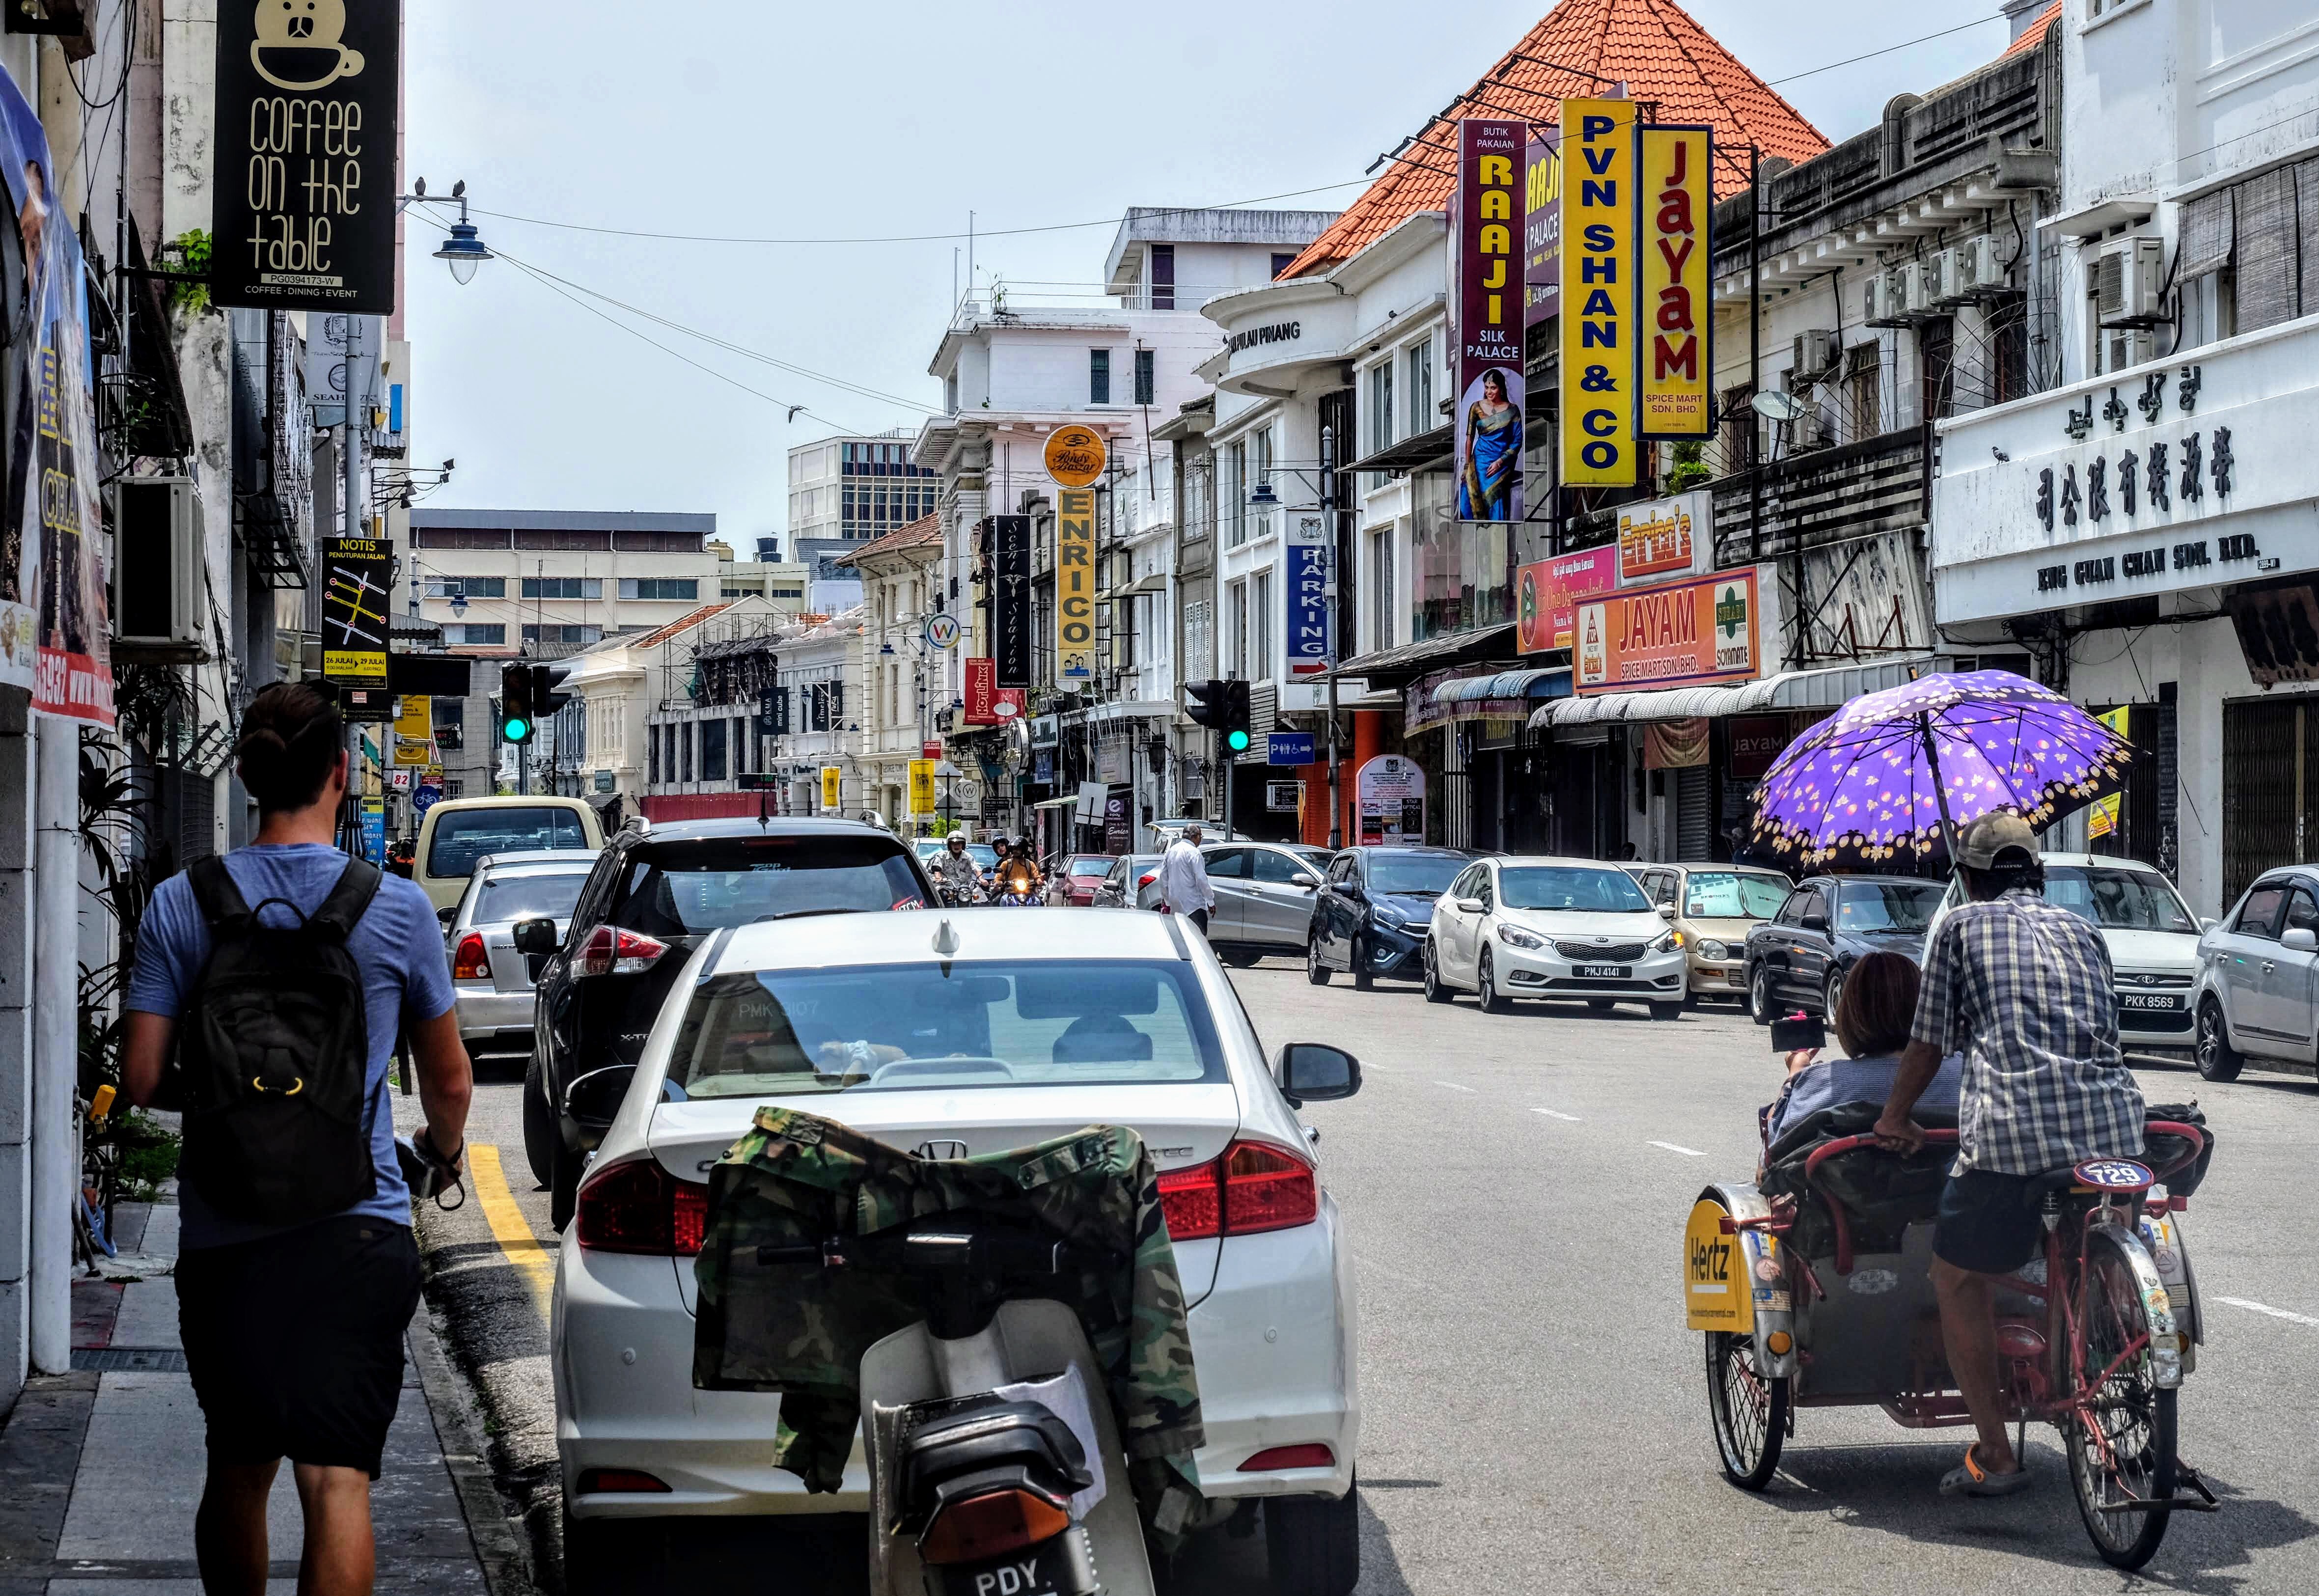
[211,0,403,314]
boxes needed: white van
[413,795,604,911]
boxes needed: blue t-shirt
[126,843,454,1250]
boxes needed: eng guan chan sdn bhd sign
[1560,98,1639,487]
[1931,318,2319,628]
[1453,119,1526,523]
[212,0,403,314]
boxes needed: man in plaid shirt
[1875,810,2144,1498]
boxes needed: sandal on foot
[1940,1445,2032,1497]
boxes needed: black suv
[516,817,936,1228]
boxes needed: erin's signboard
[1574,568,1760,695]
[212,0,403,314]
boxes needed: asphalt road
[398,961,2319,1595]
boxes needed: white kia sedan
[552,908,1362,1591]
[1424,855,1689,1018]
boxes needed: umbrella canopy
[1748,671,2133,872]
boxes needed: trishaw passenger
[1764,951,1960,1144]
[1872,812,2144,1498]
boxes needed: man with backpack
[121,682,473,1596]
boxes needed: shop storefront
[1931,313,2319,916]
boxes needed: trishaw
[1685,1108,2217,1570]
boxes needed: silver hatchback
[1137,842,1333,964]
[444,849,599,1059]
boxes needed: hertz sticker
[1684,1198,1751,1332]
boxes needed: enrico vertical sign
[1637,126,1713,439]
[1056,491,1096,684]
[1560,98,1637,486]
[1453,120,1525,523]
[212,1,403,314]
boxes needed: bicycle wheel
[2066,1227,2179,1570]
[1706,1330,1787,1489]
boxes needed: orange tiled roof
[836,511,942,568]
[1283,0,1828,279]
[629,602,735,649]
[1999,3,2062,60]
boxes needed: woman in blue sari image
[1459,366,1521,520]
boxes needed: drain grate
[72,1346,189,1373]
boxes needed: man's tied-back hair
[235,682,342,814]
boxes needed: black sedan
[1744,874,1944,1024]
[1307,845,1476,988]
[512,816,936,1229]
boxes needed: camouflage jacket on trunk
[691,1106,1204,1518]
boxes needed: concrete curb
[408,1301,543,1596]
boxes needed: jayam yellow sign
[1559,99,1637,486]
[1637,125,1713,440]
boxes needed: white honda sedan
[551,908,1362,1593]
[1424,855,1689,1019]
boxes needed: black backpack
[176,855,384,1222]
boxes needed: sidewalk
[0,1201,535,1596]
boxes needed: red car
[1049,853,1118,906]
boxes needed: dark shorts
[1933,1169,2044,1275]
[175,1215,422,1477]
[1186,908,1210,935]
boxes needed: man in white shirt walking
[1159,825,1216,935]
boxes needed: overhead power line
[1766,13,2011,86]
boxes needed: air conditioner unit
[1793,328,1839,377]
[2103,328,2156,375]
[1863,271,1899,324]
[1900,259,1935,315]
[1962,234,2007,291]
[2095,236,2164,322]
[1930,246,1966,303]
[109,477,206,658]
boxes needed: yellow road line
[470,1144,555,1319]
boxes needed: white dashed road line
[1531,1108,1582,1122]
[2217,1296,2319,1329]
[1435,1081,1476,1093]
[1650,1140,1706,1157]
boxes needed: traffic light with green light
[1220,679,1252,755]
[499,662,535,743]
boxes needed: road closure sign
[322,534,390,685]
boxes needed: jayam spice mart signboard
[1574,567,1760,695]
[1453,119,1526,523]
[1635,125,1713,440]
[0,78,112,723]
[212,0,403,314]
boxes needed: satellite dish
[1751,389,1807,423]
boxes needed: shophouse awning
[1528,656,1944,729]
[1432,667,1571,703]
[1337,623,1518,685]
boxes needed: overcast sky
[403,0,2022,548]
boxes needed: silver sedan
[443,849,599,1059]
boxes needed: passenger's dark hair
[1834,950,1920,1060]
[235,682,343,814]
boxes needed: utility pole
[344,317,368,850]
[1321,424,1343,850]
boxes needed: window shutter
[2232,166,2298,331]
[2298,158,2319,322]
[2174,189,2233,282]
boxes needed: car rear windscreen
[666,959,1224,1099]
[427,808,589,878]
[475,873,588,925]
[610,836,927,935]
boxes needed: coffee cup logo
[251,0,366,92]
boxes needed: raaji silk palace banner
[1453,119,1525,523]
[0,72,113,724]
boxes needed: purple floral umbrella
[1747,670,2133,872]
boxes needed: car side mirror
[513,917,559,957]
[2285,927,2318,953]
[1341,881,1365,901]
[1657,903,1677,919]
[1457,896,1486,914]
[563,1064,638,1135]
[2199,916,2218,934]
[1801,905,1828,931]
[437,904,458,928]
[1274,1042,1360,1106]
[1291,873,1320,889]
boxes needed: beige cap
[1955,809,2039,870]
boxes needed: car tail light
[451,933,490,982]
[575,1158,707,1255]
[917,1487,1071,1566]
[1156,1139,1318,1242]
[575,1468,671,1494]
[1138,872,1159,889]
[577,924,669,978]
[1238,1443,1336,1472]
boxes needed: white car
[1923,853,2203,1056]
[1423,855,1689,1018]
[552,907,1362,1594]
[442,849,599,1059]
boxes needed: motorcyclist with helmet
[929,832,982,907]
[991,835,1046,904]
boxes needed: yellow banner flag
[908,759,937,817]
[821,766,842,811]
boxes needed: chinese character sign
[1560,99,1638,486]
[0,76,112,722]
[1636,125,1712,439]
[1454,119,1526,523]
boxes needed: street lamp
[405,178,493,285]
